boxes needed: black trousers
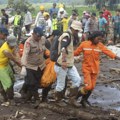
[25,24,31,33]
[21,68,43,100]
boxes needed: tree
[7,0,34,12]
[7,0,14,8]
[85,0,120,10]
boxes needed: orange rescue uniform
[74,41,116,91]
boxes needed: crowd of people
[0,3,120,108]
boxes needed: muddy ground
[0,56,120,120]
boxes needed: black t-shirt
[1,14,9,25]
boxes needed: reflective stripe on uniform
[83,48,92,50]
[83,48,101,52]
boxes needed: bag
[50,31,71,62]
[40,58,56,87]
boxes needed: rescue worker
[21,27,46,103]
[0,35,21,106]
[74,31,120,107]
[52,12,59,35]
[13,9,23,41]
[0,27,9,47]
[54,21,82,107]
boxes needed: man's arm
[3,50,21,67]
[101,43,116,59]
[74,43,83,56]
[21,41,30,66]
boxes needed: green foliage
[7,0,33,11]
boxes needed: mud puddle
[89,85,120,111]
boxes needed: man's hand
[20,66,27,76]
[61,62,67,69]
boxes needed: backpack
[50,31,71,62]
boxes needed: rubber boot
[24,91,32,103]
[6,86,16,106]
[76,89,83,100]
[55,91,67,107]
[6,86,14,100]
[0,90,8,102]
[20,84,28,99]
[41,86,51,102]
[0,82,8,102]
[69,87,80,108]
[80,91,92,107]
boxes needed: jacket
[74,41,116,73]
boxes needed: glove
[74,56,82,63]
[20,66,27,76]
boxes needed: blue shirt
[98,17,107,31]
[49,8,58,18]
[112,16,120,32]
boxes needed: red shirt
[103,10,112,24]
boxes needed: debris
[110,68,120,74]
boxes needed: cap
[0,27,9,36]
[40,5,45,11]
[83,11,87,14]
[85,13,91,17]
[43,12,49,17]
[59,7,64,12]
[7,35,17,47]
[33,27,44,36]
[71,21,83,32]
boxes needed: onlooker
[0,35,21,106]
[84,12,98,34]
[83,13,91,33]
[13,9,23,41]
[57,7,67,21]
[112,9,120,44]
[74,31,120,107]
[0,27,9,47]
[54,21,82,107]
[83,13,91,40]
[1,9,9,28]
[49,3,58,18]
[43,12,52,38]
[35,5,46,30]
[102,5,112,25]
[24,8,32,34]
[81,11,88,31]
[21,27,46,103]
[68,12,78,28]
[60,13,69,32]
[98,12,107,35]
